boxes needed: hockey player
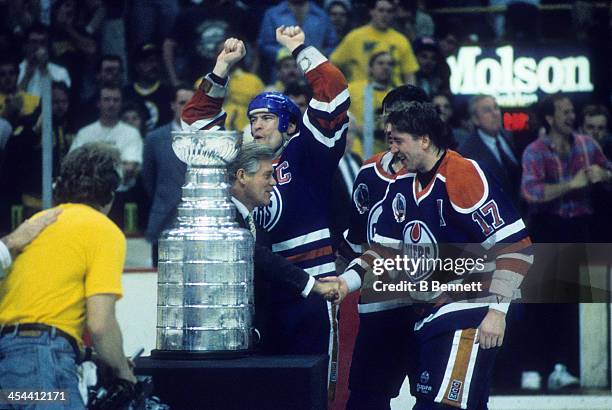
[341,85,429,410]
[330,102,532,409]
[180,26,350,363]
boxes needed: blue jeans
[0,328,84,409]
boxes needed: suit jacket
[141,122,186,243]
[235,211,313,350]
[235,211,310,294]
[458,130,522,207]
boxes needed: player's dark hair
[538,93,569,132]
[382,85,430,113]
[385,101,450,151]
[54,142,121,209]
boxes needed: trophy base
[150,348,252,360]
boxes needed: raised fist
[217,38,246,67]
[276,26,305,53]
[212,38,246,78]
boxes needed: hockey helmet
[247,92,302,133]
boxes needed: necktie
[245,215,257,240]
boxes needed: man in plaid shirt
[521,93,611,299]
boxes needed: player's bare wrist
[212,61,230,78]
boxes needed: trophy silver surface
[153,130,255,357]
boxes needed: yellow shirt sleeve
[85,219,126,299]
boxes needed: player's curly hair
[53,142,121,209]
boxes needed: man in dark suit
[458,94,522,207]
[141,85,193,266]
[227,142,340,352]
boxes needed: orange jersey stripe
[285,246,333,263]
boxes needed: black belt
[0,323,81,361]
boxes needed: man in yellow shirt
[349,50,395,157]
[0,143,136,409]
[331,0,419,85]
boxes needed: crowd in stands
[0,0,610,242]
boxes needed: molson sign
[448,45,593,107]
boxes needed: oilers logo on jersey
[401,220,438,282]
[353,183,370,215]
[253,185,283,230]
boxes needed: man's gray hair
[227,142,275,184]
[468,94,496,117]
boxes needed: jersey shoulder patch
[443,151,488,213]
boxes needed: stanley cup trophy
[153,130,255,358]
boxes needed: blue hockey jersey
[343,150,532,313]
[182,45,350,279]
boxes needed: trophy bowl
[172,130,242,167]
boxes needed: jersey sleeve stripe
[285,245,334,263]
[480,219,527,249]
[309,89,350,113]
[271,228,331,252]
[302,112,347,148]
[181,110,227,131]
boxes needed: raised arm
[181,38,246,131]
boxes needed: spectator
[123,43,174,132]
[285,82,312,115]
[71,85,143,193]
[0,56,40,124]
[142,85,194,266]
[75,54,124,128]
[2,82,76,217]
[579,104,612,159]
[521,94,612,299]
[324,0,353,40]
[432,92,469,147]
[225,68,265,132]
[120,101,149,138]
[264,49,304,92]
[459,95,522,208]
[126,0,179,52]
[331,0,419,85]
[394,0,435,41]
[348,50,395,157]
[18,24,71,97]
[522,94,612,239]
[412,36,450,97]
[257,0,337,81]
[578,104,612,243]
[436,25,460,59]
[162,0,252,86]
[49,0,97,99]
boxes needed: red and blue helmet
[247,92,302,133]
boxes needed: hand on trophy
[276,25,305,53]
[212,37,246,78]
[312,279,340,301]
[318,276,349,305]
